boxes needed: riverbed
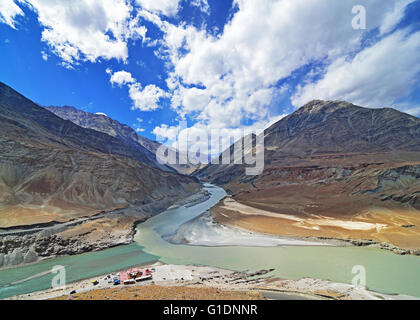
[1,184,420,299]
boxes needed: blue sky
[0,0,419,144]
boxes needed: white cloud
[292,30,420,109]
[41,50,48,61]
[0,0,24,29]
[190,0,210,14]
[171,86,211,115]
[109,70,136,86]
[153,123,180,141]
[153,112,288,154]
[379,0,415,35]
[402,106,420,117]
[135,0,180,17]
[8,0,149,66]
[133,118,146,133]
[142,0,409,132]
[129,83,169,111]
[106,69,168,112]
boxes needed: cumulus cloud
[129,83,169,111]
[153,124,181,141]
[0,0,188,66]
[171,86,211,116]
[135,0,180,17]
[153,112,288,153]
[107,69,168,112]
[108,70,136,86]
[0,0,24,29]
[27,0,138,65]
[292,30,420,109]
[142,0,410,132]
[1,0,150,66]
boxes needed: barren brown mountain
[196,100,420,252]
[0,82,199,228]
[46,106,203,175]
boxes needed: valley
[0,82,200,269]
[0,85,419,300]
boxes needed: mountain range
[196,100,420,252]
[46,106,203,175]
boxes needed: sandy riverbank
[169,211,332,247]
[7,263,418,301]
[211,197,420,255]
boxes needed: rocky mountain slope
[46,106,202,175]
[0,81,200,229]
[196,100,420,185]
[196,100,420,251]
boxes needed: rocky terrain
[0,82,201,267]
[0,216,137,268]
[0,188,210,269]
[46,106,203,175]
[196,100,420,251]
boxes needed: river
[1,184,420,299]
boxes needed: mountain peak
[298,100,356,114]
